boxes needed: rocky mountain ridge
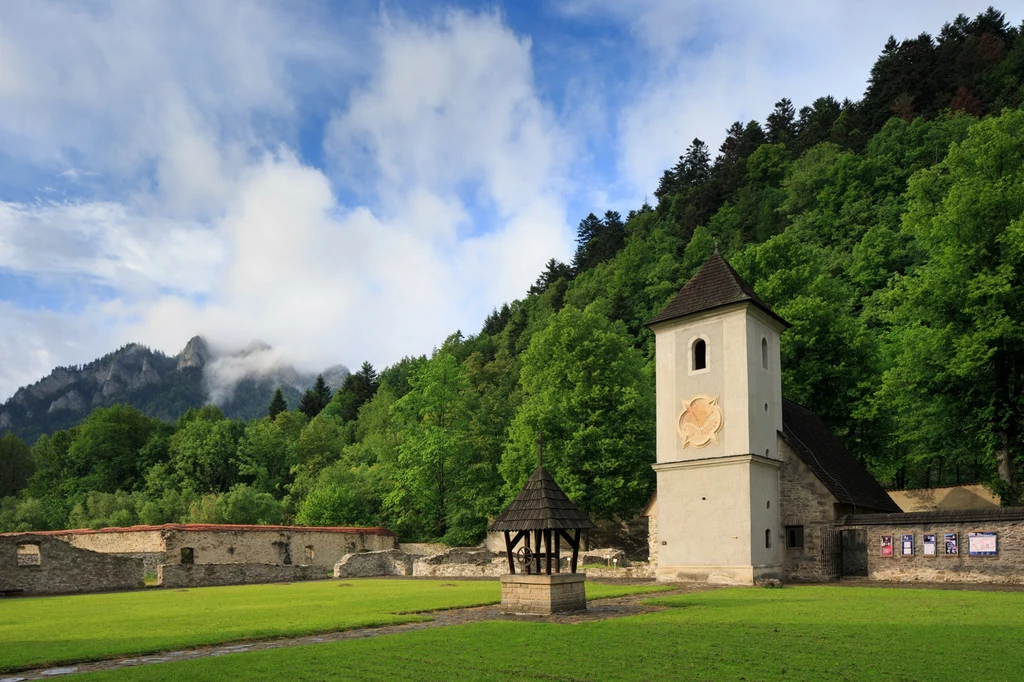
[0,336,348,443]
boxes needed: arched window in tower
[693,339,707,371]
[761,336,769,369]
[765,529,772,549]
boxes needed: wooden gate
[819,528,843,580]
[841,529,868,577]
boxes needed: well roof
[489,466,596,531]
[781,399,902,514]
[646,250,788,328]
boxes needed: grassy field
[79,585,1024,681]
[0,579,666,673]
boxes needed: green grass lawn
[80,586,1024,681]
[0,579,666,673]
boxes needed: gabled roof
[781,399,902,514]
[646,250,788,328]
[836,508,1024,526]
[489,466,596,531]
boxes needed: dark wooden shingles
[782,398,903,514]
[489,466,596,531]
[646,250,787,328]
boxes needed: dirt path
[1,584,714,681]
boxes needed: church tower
[647,250,788,584]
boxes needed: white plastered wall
[651,301,786,584]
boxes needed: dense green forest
[2,8,1024,541]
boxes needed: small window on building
[16,543,41,567]
[693,339,707,371]
[765,529,772,549]
[305,545,315,562]
[761,336,769,369]
[786,526,804,549]
[181,547,195,565]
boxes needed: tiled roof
[489,466,596,531]
[835,508,1024,526]
[0,523,397,537]
[782,399,902,514]
[646,250,788,327]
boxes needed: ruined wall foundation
[0,535,143,596]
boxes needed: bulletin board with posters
[968,532,997,556]
[901,534,914,557]
[944,533,958,555]
[880,535,893,557]
[923,534,936,556]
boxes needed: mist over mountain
[0,336,349,443]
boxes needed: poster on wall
[901,534,914,556]
[880,535,893,557]
[968,532,998,556]
[923,534,936,556]
[944,533,958,555]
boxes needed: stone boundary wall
[397,543,449,556]
[159,563,331,588]
[163,527,396,568]
[412,547,504,577]
[0,535,143,596]
[334,550,414,578]
[838,512,1024,584]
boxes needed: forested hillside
[2,8,1023,542]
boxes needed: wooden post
[504,531,515,574]
[534,529,542,574]
[543,529,552,575]
[571,528,580,573]
[554,530,561,573]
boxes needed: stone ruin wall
[54,530,166,573]
[841,518,1024,584]
[158,563,331,588]
[0,535,143,596]
[162,528,396,568]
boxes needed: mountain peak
[176,336,210,371]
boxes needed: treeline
[2,7,1024,538]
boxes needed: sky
[0,0,1005,401]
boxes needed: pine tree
[766,98,797,145]
[267,388,287,419]
[299,374,332,420]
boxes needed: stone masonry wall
[0,535,143,596]
[163,528,396,568]
[842,519,1024,584]
[778,437,838,582]
[334,550,414,578]
[159,563,331,588]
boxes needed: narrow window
[305,545,315,562]
[765,529,772,549]
[16,543,41,567]
[693,339,707,371]
[761,337,769,369]
[181,547,194,565]
[786,526,804,549]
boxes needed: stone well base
[499,573,587,615]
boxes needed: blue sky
[0,0,1004,401]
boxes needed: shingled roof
[782,399,902,513]
[489,466,596,531]
[646,249,788,328]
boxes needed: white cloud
[564,0,1001,196]
[0,7,573,402]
